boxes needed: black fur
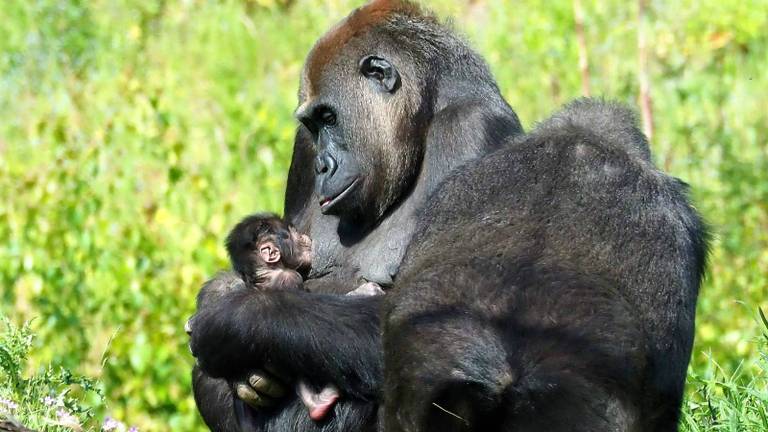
[190,279,383,432]
[193,3,521,430]
[383,99,708,431]
[191,2,708,431]
[192,99,708,432]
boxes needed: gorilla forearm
[192,289,383,399]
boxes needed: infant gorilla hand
[347,282,385,297]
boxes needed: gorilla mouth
[320,178,359,213]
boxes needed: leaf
[758,307,768,343]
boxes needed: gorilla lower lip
[320,179,359,211]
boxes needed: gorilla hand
[347,281,385,297]
[190,273,384,432]
[233,367,289,409]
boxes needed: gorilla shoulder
[535,98,652,161]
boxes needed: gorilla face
[295,102,359,216]
[296,40,425,225]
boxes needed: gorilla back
[385,99,709,431]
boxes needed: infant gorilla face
[256,221,312,272]
[226,213,312,289]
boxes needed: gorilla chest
[309,213,416,289]
[349,222,414,286]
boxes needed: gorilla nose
[315,153,338,176]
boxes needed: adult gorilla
[192,1,522,430]
[190,1,708,431]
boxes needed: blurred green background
[0,0,766,430]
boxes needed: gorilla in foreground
[190,1,708,431]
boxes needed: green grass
[0,318,106,431]
[680,310,768,431]
[0,0,766,430]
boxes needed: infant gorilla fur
[203,213,384,422]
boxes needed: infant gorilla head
[226,212,383,297]
[226,213,313,291]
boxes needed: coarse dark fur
[192,1,521,430]
[190,1,708,431]
[383,98,708,431]
[192,272,384,432]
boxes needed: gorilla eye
[314,107,337,126]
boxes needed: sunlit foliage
[1,0,766,430]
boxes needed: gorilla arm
[190,288,383,400]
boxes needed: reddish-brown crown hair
[305,0,426,91]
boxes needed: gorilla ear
[359,55,400,93]
[259,242,281,264]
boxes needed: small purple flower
[43,396,57,406]
[102,416,125,431]
[55,408,81,429]
[128,427,139,432]
[0,397,19,411]
[57,408,76,421]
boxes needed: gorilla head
[294,1,438,223]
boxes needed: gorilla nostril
[315,157,329,175]
[315,154,337,176]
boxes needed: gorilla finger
[248,372,287,398]
[348,282,385,297]
[235,382,276,408]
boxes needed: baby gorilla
[225,213,383,422]
[226,213,313,291]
